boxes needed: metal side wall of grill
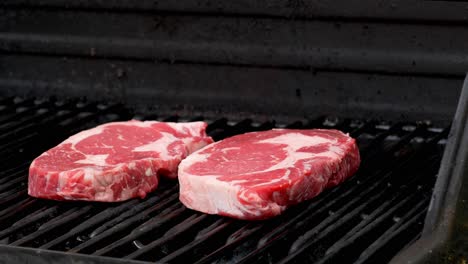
[391,74,468,263]
[0,96,452,264]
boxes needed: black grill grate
[0,97,448,264]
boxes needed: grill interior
[0,97,449,264]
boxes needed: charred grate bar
[0,97,448,264]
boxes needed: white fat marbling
[75,154,109,167]
[132,132,178,160]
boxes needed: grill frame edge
[390,73,468,264]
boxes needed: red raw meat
[178,129,360,220]
[29,120,213,202]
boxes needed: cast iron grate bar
[354,198,430,264]
[10,206,94,247]
[0,97,449,264]
[93,203,188,257]
[0,163,30,186]
[0,206,59,241]
[69,185,180,253]
[157,219,236,263]
[124,213,212,261]
[39,199,141,250]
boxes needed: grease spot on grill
[76,235,88,242]
[402,125,416,132]
[16,107,27,113]
[438,139,448,145]
[387,135,400,141]
[133,240,144,249]
[375,124,390,130]
[323,117,339,127]
[97,104,108,110]
[411,137,425,143]
[76,102,86,108]
[37,109,48,115]
[428,127,444,133]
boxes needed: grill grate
[0,97,448,264]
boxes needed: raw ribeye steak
[29,120,213,202]
[178,129,360,220]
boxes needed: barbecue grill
[0,1,467,263]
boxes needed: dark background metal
[0,1,466,125]
[3,0,468,22]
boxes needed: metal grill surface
[0,97,448,263]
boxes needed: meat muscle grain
[178,129,360,220]
[29,120,213,202]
